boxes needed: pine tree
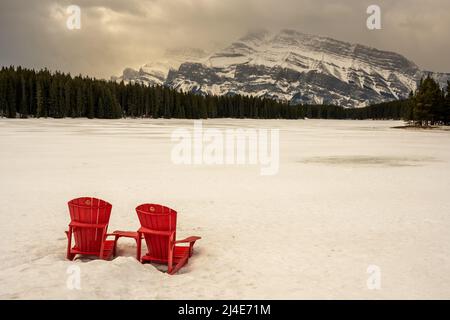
[36,77,44,118]
[97,96,105,118]
[144,90,151,117]
[86,84,95,119]
[6,75,16,118]
[64,80,71,117]
[163,88,171,118]
[403,91,414,123]
[49,79,59,117]
[19,76,28,118]
[28,77,36,116]
[127,86,137,117]
[207,96,217,118]
[199,97,207,119]
[0,72,7,117]
[191,95,200,119]
[152,87,161,118]
[413,76,442,126]
[183,93,192,119]
[75,84,84,117]
[445,81,450,125]
[173,92,184,118]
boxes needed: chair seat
[142,246,190,264]
[70,240,115,259]
[174,246,190,259]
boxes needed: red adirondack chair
[66,197,117,261]
[136,204,201,275]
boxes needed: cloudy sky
[1,0,449,79]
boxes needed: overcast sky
[1,0,449,79]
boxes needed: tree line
[410,76,450,126]
[273,76,450,125]
[0,66,300,120]
[0,66,449,124]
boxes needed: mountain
[112,48,209,86]
[114,29,450,108]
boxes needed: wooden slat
[68,197,112,257]
[136,204,178,262]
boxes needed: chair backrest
[136,204,177,261]
[68,197,112,253]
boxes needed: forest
[1,66,449,125]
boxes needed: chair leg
[168,255,189,275]
[66,229,75,261]
[189,242,195,257]
[113,235,119,257]
[136,232,142,262]
[66,252,76,261]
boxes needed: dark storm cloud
[1,0,449,79]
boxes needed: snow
[160,30,426,107]
[1,118,450,299]
[117,48,210,86]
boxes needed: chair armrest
[174,236,201,258]
[69,221,108,229]
[175,236,201,244]
[111,231,142,239]
[138,227,175,237]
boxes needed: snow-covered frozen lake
[1,118,450,299]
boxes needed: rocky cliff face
[113,48,208,87]
[115,30,450,108]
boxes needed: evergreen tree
[163,88,171,118]
[403,91,414,123]
[19,76,28,118]
[173,92,184,118]
[191,95,199,119]
[64,80,72,117]
[413,76,443,126]
[144,90,151,117]
[6,75,16,118]
[97,96,105,118]
[28,77,35,116]
[86,84,95,119]
[445,81,450,125]
[207,96,217,118]
[0,71,6,117]
[36,77,45,118]
[199,97,208,119]
[75,83,84,117]
[49,79,59,117]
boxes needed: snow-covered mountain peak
[114,47,209,86]
[115,30,449,108]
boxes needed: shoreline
[392,125,450,131]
